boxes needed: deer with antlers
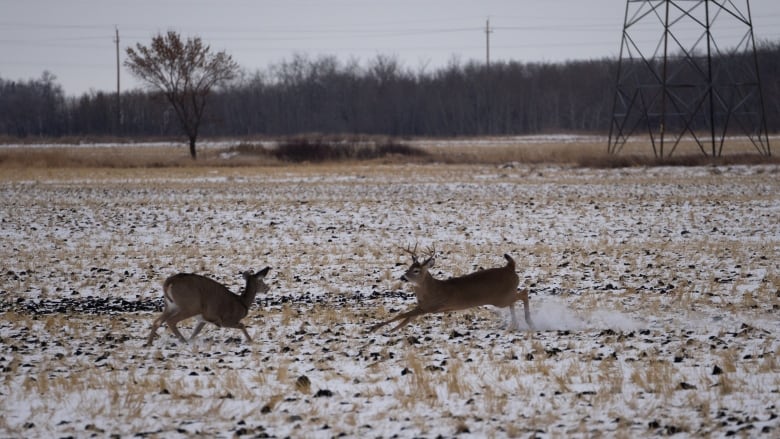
[370,245,533,333]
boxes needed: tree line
[2,42,779,140]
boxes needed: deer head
[399,244,436,283]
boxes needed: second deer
[370,246,533,333]
[145,267,270,346]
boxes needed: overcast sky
[2,0,779,96]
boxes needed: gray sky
[2,0,779,96]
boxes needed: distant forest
[1,42,779,139]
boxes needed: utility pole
[484,18,493,135]
[485,18,492,69]
[114,26,121,131]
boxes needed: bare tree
[125,31,239,159]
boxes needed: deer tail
[503,253,515,269]
[162,276,178,304]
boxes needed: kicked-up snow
[1,162,778,438]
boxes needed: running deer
[145,267,270,346]
[370,246,533,332]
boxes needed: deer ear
[423,258,435,269]
[256,266,271,278]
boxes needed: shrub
[268,135,428,163]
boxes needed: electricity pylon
[608,0,770,157]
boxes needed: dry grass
[0,145,273,168]
[420,136,778,166]
[0,135,776,169]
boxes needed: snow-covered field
[1,162,778,438]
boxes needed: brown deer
[370,246,533,332]
[145,267,270,346]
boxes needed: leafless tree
[5,42,779,139]
[125,31,239,159]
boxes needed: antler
[423,244,436,264]
[398,243,438,264]
[398,243,419,263]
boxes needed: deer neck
[239,279,257,310]
[414,272,443,303]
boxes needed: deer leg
[167,324,188,343]
[508,304,520,331]
[511,289,534,330]
[189,321,207,341]
[523,298,534,330]
[369,313,406,333]
[146,317,164,346]
[146,309,174,346]
[210,320,252,343]
[370,307,425,333]
[164,313,190,343]
[390,313,423,332]
[146,322,162,346]
[238,324,253,343]
[217,320,253,343]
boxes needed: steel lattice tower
[608,0,770,157]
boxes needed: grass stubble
[0,137,778,437]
